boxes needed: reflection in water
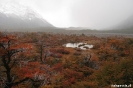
[63,43,93,50]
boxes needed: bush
[73,52,81,56]
[51,53,63,58]
[50,48,70,55]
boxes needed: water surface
[64,43,93,50]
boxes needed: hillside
[107,15,133,33]
[0,1,54,30]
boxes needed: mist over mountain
[108,15,133,33]
[0,1,54,30]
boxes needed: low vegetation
[0,31,133,88]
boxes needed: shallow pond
[63,42,93,50]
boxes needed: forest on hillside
[0,32,133,88]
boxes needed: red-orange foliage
[17,61,53,81]
[50,48,70,55]
[52,63,63,72]
[0,34,33,88]
[0,34,53,88]
[51,53,63,58]
[62,69,83,87]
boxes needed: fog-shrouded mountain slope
[0,1,54,30]
[109,15,133,32]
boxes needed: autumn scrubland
[0,32,133,88]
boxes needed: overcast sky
[1,0,133,29]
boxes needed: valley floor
[0,32,133,88]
